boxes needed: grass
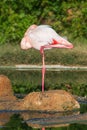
[0,38,87,66]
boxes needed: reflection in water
[23,112,87,128]
[0,109,87,129]
[0,112,12,127]
[0,69,87,130]
[21,109,79,128]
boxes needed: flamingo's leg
[42,50,46,92]
[41,51,46,130]
[40,47,46,92]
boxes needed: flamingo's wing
[28,25,63,50]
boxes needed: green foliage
[0,0,87,44]
[0,69,87,96]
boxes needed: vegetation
[0,69,87,97]
[0,0,87,45]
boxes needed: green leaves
[0,0,87,45]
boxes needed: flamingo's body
[21,25,73,50]
[20,25,73,92]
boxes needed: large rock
[21,90,80,111]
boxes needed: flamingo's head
[20,24,37,50]
[20,36,32,50]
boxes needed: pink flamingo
[20,24,73,92]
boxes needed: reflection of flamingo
[20,25,73,92]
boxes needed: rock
[0,75,17,110]
[0,75,15,98]
[21,90,80,112]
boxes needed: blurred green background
[0,0,87,44]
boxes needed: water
[0,103,87,130]
[0,68,87,130]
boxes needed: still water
[0,68,87,130]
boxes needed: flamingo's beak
[20,37,32,50]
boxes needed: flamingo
[20,24,73,92]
